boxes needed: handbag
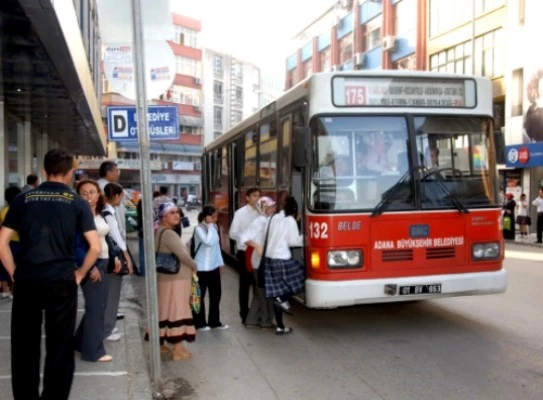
[101,211,129,275]
[257,215,274,288]
[182,216,190,228]
[190,274,201,313]
[104,234,129,275]
[503,215,512,231]
[155,228,181,274]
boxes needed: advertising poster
[506,67,543,168]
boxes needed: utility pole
[130,0,161,383]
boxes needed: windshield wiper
[420,169,470,214]
[371,166,470,217]
[371,167,417,217]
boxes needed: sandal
[98,355,113,362]
[172,350,192,361]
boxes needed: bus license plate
[399,284,441,295]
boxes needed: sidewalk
[508,231,543,248]
[0,257,153,400]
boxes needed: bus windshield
[309,115,497,212]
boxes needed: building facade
[285,0,426,90]
[503,0,543,216]
[0,0,105,203]
[202,50,263,145]
[86,12,204,199]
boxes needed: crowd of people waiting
[0,148,305,400]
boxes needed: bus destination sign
[332,77,476,108]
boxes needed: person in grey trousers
[102,183,133,341]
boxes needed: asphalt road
[140,235,543,400]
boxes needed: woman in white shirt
[192,205,228,331]
[254,196,304,335]
[240,197,276,329]
[516,193,531,239]
[103,183,133,341]
[74,180,113,362]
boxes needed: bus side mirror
[293,126,311,168]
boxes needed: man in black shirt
[0,149,101,400]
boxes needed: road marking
[0,371,128,380]
[0,335,45,340]
[0,309,86,313]
[505,250,543,261]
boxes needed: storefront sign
[505,142,543,168]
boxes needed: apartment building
[285,0,425,90]
[202,50,264,145]
[84,12,204,198]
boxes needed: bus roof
[205,71,492,152]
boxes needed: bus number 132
[310,222,329,239]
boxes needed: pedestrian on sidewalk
[229,187,261,324]
[255,196,304,335]
[98,161,131,320]
[0,186,21,299]
[503,193,516,240]
[532,188,543,243]
[192,205,229,331]
[155,202,198,360]
[21,173,39,192]
[240,197,276,329]
[74,180,114,362]
[0,149,101,400]
[516,193,531,240]
[103,182,134,342]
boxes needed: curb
[122,275,154,400]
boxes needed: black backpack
[186,224,208,258]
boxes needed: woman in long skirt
[155,202,198,360]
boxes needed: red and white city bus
[202,71,507,308]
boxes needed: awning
[180,115,204,128]
[117,141,202,155]
[0,0,106,155]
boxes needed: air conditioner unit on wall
[193,105,201,112]
[194,77,202,85]
[382,36,396,51]
[353,52,365,68]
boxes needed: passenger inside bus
[365,131,393,174]
[355,142,376,176]
[316,153,352,181]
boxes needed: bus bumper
[304,269,507,309]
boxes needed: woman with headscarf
[240,197,276,329]
[251,196,304,335]
[155,202,198,360]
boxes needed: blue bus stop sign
[107,105,179,141]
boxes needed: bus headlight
[472,242,500,260]
[327,250,363,269]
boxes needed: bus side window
[244,130,257,187]
[259,121,277,188]
[279,117,292,186]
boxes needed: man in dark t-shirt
[0,149,101,400]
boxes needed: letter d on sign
[111,110,129,138]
